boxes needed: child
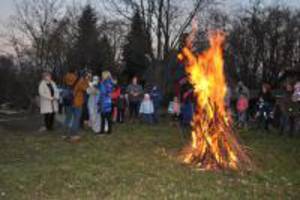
[111,84,121,122]
[139,93,154,124]
[168,96,181,122]
[117,91,127,123]
[236,93,249,128]
[255,83,273,130]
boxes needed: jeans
[71,107,82,135]
[141,114,153,124]
[44,113,55,130]
[64,106,73,128]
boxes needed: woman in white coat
[38,72,59,131]
[87,76,101,133]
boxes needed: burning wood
[178,31,252,171]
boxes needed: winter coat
[237,96,249,113]
[87,85,100,112]
[38,80,59,114]
[168,101,181,115]
[277,91,297,116]
[181,101,193,125]
[99,79,114,113]
[150,87,162,109]
[73,78,89,108]
[111,86,121,104]
[139,100,154,114]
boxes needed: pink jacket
[237,96,249,112]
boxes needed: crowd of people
[38,70,165,142]
[38,69,300,143]
[234,81,300,136]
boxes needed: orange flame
[179,31,251,170]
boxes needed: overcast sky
[0,0,299,21]
[0,0,299,54]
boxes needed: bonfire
[178,31,251,171]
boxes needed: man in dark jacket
[278,83,296,137]
[150,85,162,123]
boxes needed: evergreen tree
[98,35,115,74]
[69,5,101,73]
[123,11,152,79]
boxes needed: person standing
[38,72,59,131]
[168,96,181,123]
[150,85,162,123]
[236,81,250,99]
[255,83,274,131]
[126,76,143,122]
[62,70,78,131]
[111,83,121,122]
[69,72,90,142]
[292,82,300,102]
[116,90,127,123]
[98,71,114,135]
[278,82,295,137]
[139,93,154,124]
[236,93,249,128]
[87,76,101,133]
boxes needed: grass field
[0,121,300,200]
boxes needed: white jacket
[38,80,59,114]
[139,100,154,114]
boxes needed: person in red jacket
[111,83,121,122]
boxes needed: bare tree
[226,1,300,87]
[100,0,218,60]
[9,0,66,71]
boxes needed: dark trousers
[117,108,125,123]
[44,113,55,130]
[153,106,159,123]
[129,101,139,119]
[141,114,153,124]
[280,114,295,136]
[101,112,112,133]
[80,101,89,128]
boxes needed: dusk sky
[0,0,299,53]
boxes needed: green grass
[0,123,299,200]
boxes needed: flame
[179,31,251,170]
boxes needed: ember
[178,31,251,171]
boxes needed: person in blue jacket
[98,71,114,135]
